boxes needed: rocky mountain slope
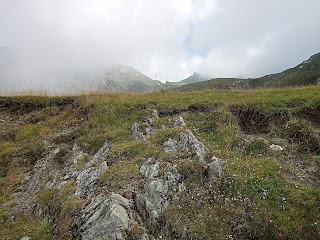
[98,65,164,92]
[0,86,320,239]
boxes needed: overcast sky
[1,0,320,91]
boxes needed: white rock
[20,237,31,240]
[269,144,284,151]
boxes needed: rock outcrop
[13,110,223,239]
[75,140,110,198]
[136,159,180,229]
[163,129,208,161]
[76,193,130,240]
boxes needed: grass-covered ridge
[0,85,320,239]
[171,53,320,91]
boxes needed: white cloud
[1,0,320,91]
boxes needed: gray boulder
[179,130,207,161]
[79,193,130,240]
[136,179,169,225]
[137,160,180,227]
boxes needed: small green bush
[245,139,268,155]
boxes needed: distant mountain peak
[180,72,207,84]
[99,65,164,92]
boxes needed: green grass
[0,85,320,239]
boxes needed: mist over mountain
[171,52,320,91]
[97,65,163,92]
[166,72,208,86]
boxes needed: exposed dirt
[158,103,222,117]
[0,97,77,114]
[297,104,320,127]
[229,107,290,134]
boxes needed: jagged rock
[163,129,208,161]
[78,193,130,240]
[75,140,109,198]
[140,157,160,180]
[131,123,147,142]
[269,144,284,151]
[75,162,107,198]
[174,116,186,128]
[13,141,81,214]
[163,138,179,153]
[180,130,207,161]
[137,179,169,225]
[137,161,180,227]
[89,140,110,164]
[208,157,222,181]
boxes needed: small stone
[163,138,179,153]
[20,237,31,240]
[208,157,222,180]
[269,144,284,151]
[152,109,159,119]
[131,123,147,142]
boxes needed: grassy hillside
[171,53,320,91]
[250,53,320,88]
[1,86,320,239]
[170,78,249,91]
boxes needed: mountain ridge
[171,52,320,91]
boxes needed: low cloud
[0,0,320,92]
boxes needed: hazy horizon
[1,0,320,93]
